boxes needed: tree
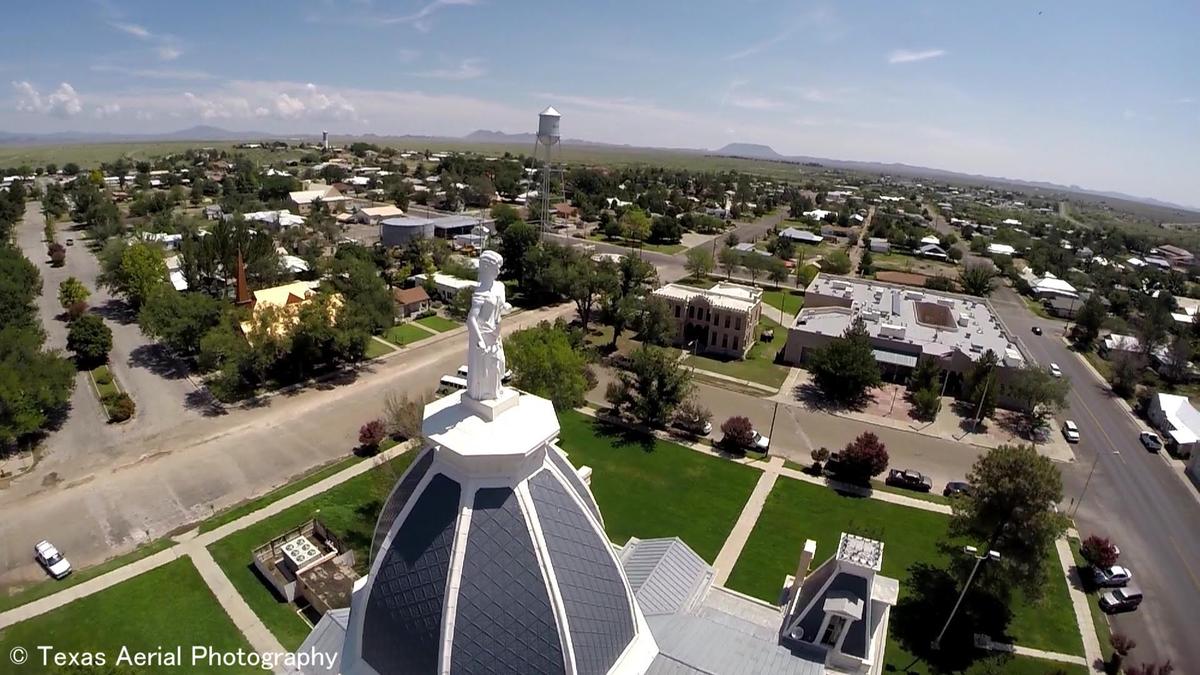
[1071,295,1107,348]
[808,317,882,405]
[742,251,766,284]
[383,390,430,441]
[765,256,789,285]
[1161,334,1192,384]
[717,246,741,278]
[57,277,90,311]
[619,208,651,245]
[959,264,997,297]
[500,220,539,282]
[490,203,522,232]
[504,321,591,410]
[1080,535,1119,569]
[67,313,113,367]
[839,431,889,480]
[810,447,830,472]
[911,387,942,421]
[1002,364,1070,427]
[649,215,682,244]
[1123,661,1174,675]
[48,242,66,267]
[138,288,226,356]
[924,275,955,292]
[108,242,166,309]
[1110,351,1145,397]
[858,248,873,275]
[600,254,656,349]
[605,345,691,428]
[562,255,612,332]
[673,399,712,435]
[795,263,818,288]
[720,415,755,450]
[963,349,1000,420]
[685,247,714,280]
[104,392,135,422]
[908,355,941,393]
[0,325,76,446]
[1108,633,1137,675]
[358,419,387,453]
[331,257,392,334]
[822,250,852,275]
[949,444,1068,596]
[636,297,675,346]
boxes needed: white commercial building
[1148,393,1200,458]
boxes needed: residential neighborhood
[0,4,1198,674]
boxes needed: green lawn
[0,539,174,613]
[0,559,258,675]
[415,315,461,332]
[556,410,759,563]
[682,315,789,389]
[206,452,417,650]
[760,287,805,320]
[1022,295,1051,320]
[726,477,1083,664]
[383,323,432,346]
[91,364,119,398]
[586,233,686,254]
[365,337,396,358]
[198,454,363,533]
[1069,538,1114,662]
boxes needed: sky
[0,1,1197,206]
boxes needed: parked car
[1062,420,1080,443]
[1139,431,1163,452]
[751,431,770,451]
[34,540,71,579]
[885,469,933,492]
[65,238,74,246]
[1099,586,1143,613]
[1093,565,1133,588]
[1031,326,1042,335]
[673,417,713,436]
[943,481,973,498]
[1049,363,1063,378]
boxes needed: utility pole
[932,546,1000,651]
[766,401,780,453]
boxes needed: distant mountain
[713,143,783,159]
[461,129,645,148]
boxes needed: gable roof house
[917,243,948,260]
[289,185,349,214]
[780,227,825,245]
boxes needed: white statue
[466,250,507,402]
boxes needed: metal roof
[621,538,713,616]
[646,613,823,675]
[872,348,918,368]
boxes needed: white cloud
[1179,97,1195,104]
[93,103,121,118]
[379,0,478,31]
[90,64,213,80]
[724,28,795,61]
[888,48,946,64]
[108,20,183,61]
[12,81,83,117]
[415,58,486,81]
[732,96,786,111]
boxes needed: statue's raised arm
[465,250,507,402]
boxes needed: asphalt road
[991,286,1200,667]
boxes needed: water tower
[533,106,563,233]
[322,130,329,150]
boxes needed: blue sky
[1,1,1197,206]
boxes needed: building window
[736,316,741,331]
[674,304,681,318]
[688,306,694,319]
[722,335,728,349]
[710,332,717,345]
[725,315,731,329]
[733,337,739,351]
[706,309,711,322]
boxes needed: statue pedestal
[459,388,520,422]
[421,389,558,482]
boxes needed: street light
[931,545,1000,651]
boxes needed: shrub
[810,447,830,472]
[1081,534,1119,569]
[720,415,755,451]
[358,418,387,452]
[66,300,89,321]
[67,313,113,368]
[104,392,135,422]
[415,309,437,319]
[383,392,429,441]
[839,431,889,480]
[48,243,66,267]
[94,370,113,386]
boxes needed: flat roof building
[782,274,1023,375]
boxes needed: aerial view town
[0,2,1197,675]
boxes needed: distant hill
[0,125,285,146]
[713,143,783,159]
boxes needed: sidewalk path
[190,545,287,672]
[713,457,783,585]
[0,442,415,631]
[1054,537,1105,671]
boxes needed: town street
[991,285,1200,667]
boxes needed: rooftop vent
[281,535,322,570]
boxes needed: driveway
[13,202,203,475]
[992,285,1200,667]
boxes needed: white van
[439,375,468,390]
[457,365,513,382]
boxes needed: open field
[383,323,432,346]
[206,452,417,650]
[556,410,760,563]
[726,477,1083,662]
[0,558,258,675]
[415,315,461,333]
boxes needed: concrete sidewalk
[1055,537,1105,672]
[713,457,783,585]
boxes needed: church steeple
[234,251,252,306]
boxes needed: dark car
[1032,326,1042,335]
[943,481,973,498]
[1099,586,1143,613]
[885,469,933,492]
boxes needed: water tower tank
[537,106,561,141]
